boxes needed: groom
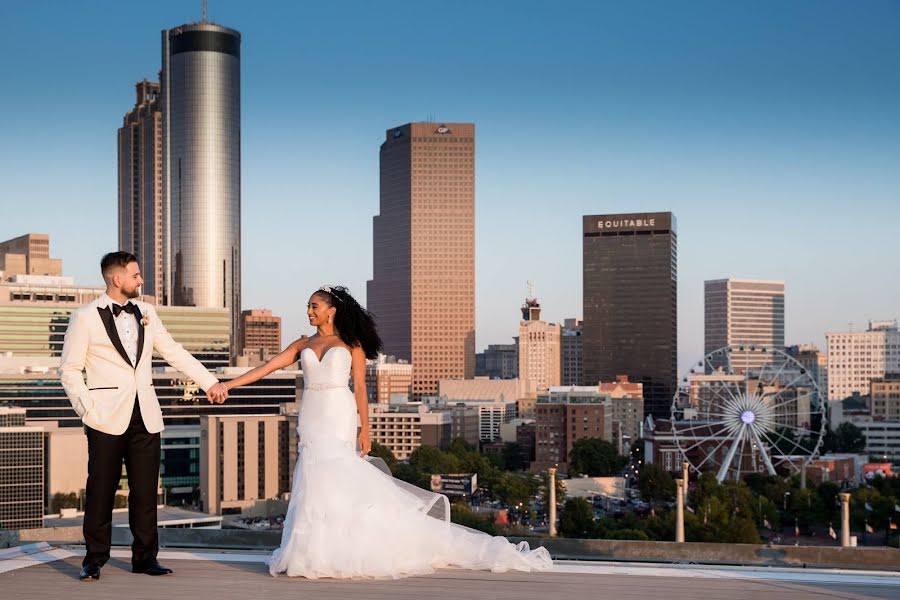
[60,251,229,581]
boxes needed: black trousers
[83,398,160,568]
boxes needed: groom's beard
[123,287,140,299]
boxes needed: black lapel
[134,304,145,367]
[97,306,134,368]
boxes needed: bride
[224,286,552,579]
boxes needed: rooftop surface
[2,543,898,600]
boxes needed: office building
[561,318,583,387]
[240,309,281,357]
[0,234,62,279]
[199,413,297,515]
[476,344,518,379]
[705,279,785,373]
[161,21,242,355]
[367,122,475,399]
[118,80,164,299]
[582,212,677,418]
[518,296,561,391]
[827,320,900,401]
[0,408,44,529]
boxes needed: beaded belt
[305,383,347,391]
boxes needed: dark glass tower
[582,212,677,418]
[161,22,241,358]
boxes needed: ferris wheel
[671,345,826,482]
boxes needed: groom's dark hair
[101,251,138,281]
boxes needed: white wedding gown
[267,346,553,579]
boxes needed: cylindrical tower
[161,22,241,357]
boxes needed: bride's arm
[224,336,308,391]
[350,346,371,455]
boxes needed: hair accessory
[318,286,343,302]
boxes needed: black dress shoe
[79,564,101,581]
[132,560,174,576]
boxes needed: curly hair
[315,286,384,359]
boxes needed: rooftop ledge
[2,526,898,572]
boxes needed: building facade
[705,279,785,373]
[240,309,281,357]
[561,318,583,387]
[533,387,605,472]
[118,80,164,299]
[0,408,44,529]
[0,234,62,279]
[871,375,900,421]
[0,281,229,369]
[161,22,242,356]
[364,355,412,404]
[475,344,518,379]
[199,413,297,515]
[367,122,475,399]
[368,404,452,460]
[582,212,676,418]
[518,297,561,391]
[826,320,900,402]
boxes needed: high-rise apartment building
[827,320,900,402]
[240,309,281,356]
[561,318,583,386]
[367,122,475,399]
[518,296,560,391]
[118,80,164,298]
[582,212,677,418]
[161,22,242,357]
[0,234,62,279]
[705,279,785,372]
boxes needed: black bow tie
[112,303,137,317]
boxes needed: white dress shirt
[100,294,139,365]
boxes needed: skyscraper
[161,21,241,357]
[367,122,475,399]
[582,212,677,418]
[118,80,163,298]
[704,279,785,373]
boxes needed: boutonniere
[141,314,150,327]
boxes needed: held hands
[357,429,372,457]
[207,382,229,404]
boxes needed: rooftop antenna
[526,280,535,301]
[202,0,208,23]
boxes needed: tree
[638,463,675,504]
[494,473,532,510]
[569,438,626,477]
[408,445,461,476]
[50,492,79,514]
[824,422,867,454]
[450,501,496,535]
[368,441,397,470]
[558,498,596,538]
[501,442,526,471]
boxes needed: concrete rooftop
[1,543,899,600]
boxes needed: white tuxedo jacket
[59,295,218,435]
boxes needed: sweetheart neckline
[301,345,351,363]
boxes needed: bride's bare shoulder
[287,335,311,355]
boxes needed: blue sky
[1,1,898,373]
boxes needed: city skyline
[1,1,899,374]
